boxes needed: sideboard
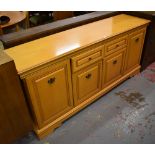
[5,14,150,139]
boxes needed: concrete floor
[16,63,155,144]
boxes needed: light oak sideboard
[5,14,150,139]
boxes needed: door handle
[88,57,92,61]
[86,73,92,79]
[115,44,119,48]
[135,38,139,42]
[113,60,117,64]
[48,77,55,84]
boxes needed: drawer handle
[48,77,55,84]
[135,38,139,42]
[88,57,92,61]
[115,44,119,48]
[113,60,117,64]
[86,73,92,79]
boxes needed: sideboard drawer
[105,35,127,56]
[71,46,103,72]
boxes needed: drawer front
[105,35,127,56]
[25,60,73,128]
[103,50,125,85]
[73,62,102,105]
[71,46,103,72]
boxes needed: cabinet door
[72,61,102,105]
[125,29,146,72]
[25,60,73,128]
[103,50,125,86]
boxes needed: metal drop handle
[115,44,119,48]
[86,73,92,79]
[88,57,92,61]
[113,60,117,64]
[135,38,139,42]
[48,77,55,84]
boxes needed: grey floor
[16,67,155,144]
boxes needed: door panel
[125,29,145,72]
[25,60,73,128]
[73,62,102,105]
[103,50,124,85]
[35,68,69,121]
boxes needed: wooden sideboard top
[5,14,150,75]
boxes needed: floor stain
[115,91,147,109]
[145,112,155,120]
[115,106,121,109]
[128,124,135,133]
[115,91,155,142]
[114,130,121,138]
